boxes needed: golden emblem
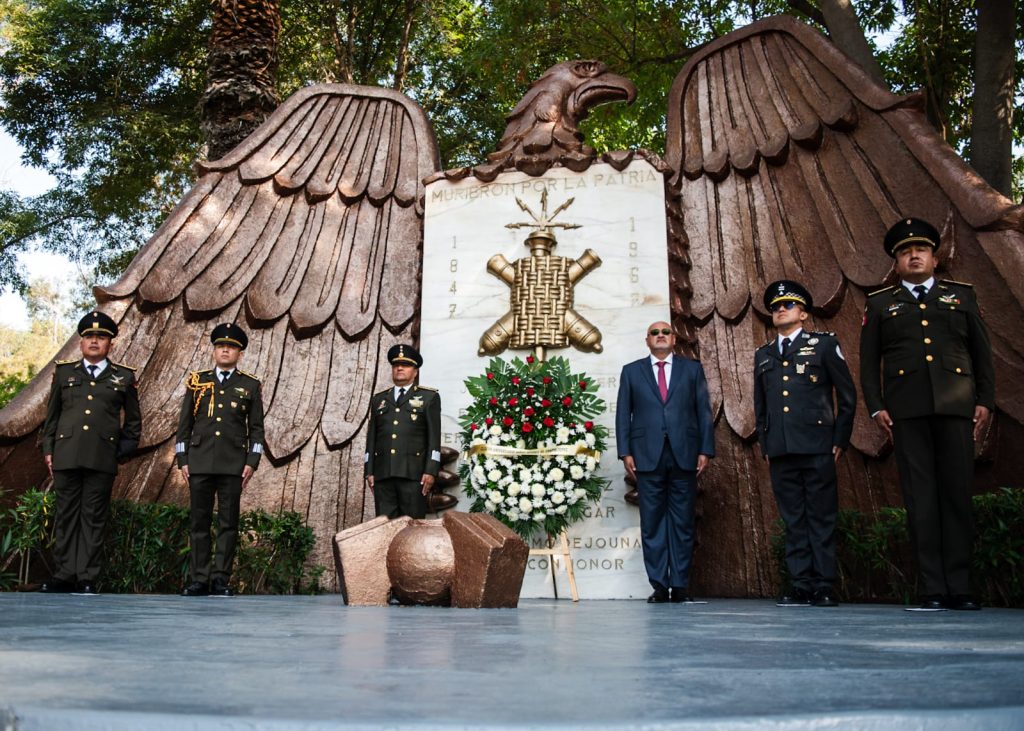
[479,189,602,361]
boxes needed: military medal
[231,401,238,408]
[796,363,806,374]
[807,338,819,345]
[410,414,418,421]
[410,397,424,408]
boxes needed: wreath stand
[529,530,579,602]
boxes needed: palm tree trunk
[200,0,282,160]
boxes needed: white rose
[519,469,533,484]
[518,497,533,513]
[484,500,496,511]
[556,505,568,515]
[487,469,502,482]
[489,425,503,436]
[533,512,545,522]
[549,467,565,482]
[585,457,597,471]
[551,491,565,504]
[585,433,596,447]
[574,488,587,500]
[569,465,584,480]
[507,483,521,496]
[488,490,503,504]
[556,427,571,443]
[531,483,546,498]
[507,509,520,521]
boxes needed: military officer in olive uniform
[365,344,441,519]
[176,323,265,597]
[860,218,995,611]
[754,281,856,608]
[40,311,141,594]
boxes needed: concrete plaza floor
[0,594,1022,730]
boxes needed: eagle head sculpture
[487,59,637,176]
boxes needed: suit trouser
[636,441,697,590]
[188,473,243,583]
[768,453,838,592]
[374,477,427,519]
[892,415,974,597]
[52,468,114,582]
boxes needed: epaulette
[197,369,213,374]
[415,385,437,392]
[940,279,973,288]
[237,369,261,381]
[110,361,136,371]
[868,285,897,297]
[55,358,77,365]
[809,331,836,337]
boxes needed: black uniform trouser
[188,473,243,583]
[892,415,974,597]
[768,453,838,593]
[374,477,427,519]
[52,468,115,582]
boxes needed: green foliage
[0,489,325,594]
[459,356,609,540]
[0,370,31,409]
[772,488,1024,607]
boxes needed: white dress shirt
[776,328,803,355]
[649,354,673,386]
[82,359,109,377]
[901,276,935,297]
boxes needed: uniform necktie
[914,284,927,301]
[87,365,97,379]
[220,370,230,383]
[656,361,668,402]
[398,387,406,401]
[781,338,791,356]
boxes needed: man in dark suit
[365,344,441,519]
[39,310,141,595]
[754,280,856,608]
[176,323,265,597]
[860,218,995,612]
[616,321,715,603]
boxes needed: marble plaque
[419,160,669,599]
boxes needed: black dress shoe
[182,581,209,597]
[72,582,97,595]
[813,590,839,607]
[906,595,948,611]
[647,589,670,603]
[39,578,75,593]
[670,588,693,603]
[948,594,981,611]
[776,589,812,607]
[209,579,236,597]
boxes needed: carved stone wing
[663,16,1024,595]
[0,84,440,569]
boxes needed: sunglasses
[648,328,672,336]
[769,301,799,313]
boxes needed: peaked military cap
[77,310,118,338]
[388,343,422,368]
[210,323,248,350]
[764,280,812,310]
[884,217,940,257]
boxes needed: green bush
[0,489,324,594]
[772,487,1024,607]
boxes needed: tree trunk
[200,0,282,161]
[393,0,419,91]
[970,0,1016,197]
[817,0,887,87]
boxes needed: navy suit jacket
[615,355,715,471]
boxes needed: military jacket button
[919,303,927,310]
[782,361,789,367]
[215,431,221,436]
[926,355,934,362]
[921,320,929,326]
[783,406,790,413]
[924,338,932,344]
[83,425,89,431]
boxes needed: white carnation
[531,483,546,498]
[472,465,486,481]
[518,497,533,513]
[574,488,587,500]
[489,425,503,436]
[507,483,521,496]
[550,491,565,504]
[487,469,502,482]
[507,509,520,521]
[556,427,571,443]
[585,433,596,447]
[549,467,565,482]
[488,490,503,504]
[483,500,496,511]
[518,469,533,484]
[569,465,584,480]
[555,505,568,515]
[533,512,545,522]
[585,457,597,471]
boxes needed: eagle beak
[570,72,638,120]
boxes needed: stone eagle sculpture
[2,17,1022,595]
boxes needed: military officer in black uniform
[176,323,265,597]
[365,344,441,519]
[754,281,856,607]
[39,311,141,594]
[860,218,995,611]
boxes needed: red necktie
[656,361,668,402]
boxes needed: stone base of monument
[333,511,528,607]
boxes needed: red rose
[526,387,535,396]
[503,416,514,427]
[489,397,498,406]
[526,356,535,364]
[579,381,587,389]
[569,423,576,428]
[524,407,535,417]
[541,399,551,407]
[471,423,478,430]
[542,376,552,384]
[584,421,594,431]
[487,372,494,380]
[562,396,573,406]
[508,397,518,406]
[512,376,521,385]
[543,416,555,427]
[521,422,534,433]
[485,418,494,426]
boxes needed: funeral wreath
[459,356,609,540]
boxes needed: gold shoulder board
[415,385,438,392]
[55,358,78,365]
[110,361,137,371]
[237,369,261,381]
[940,279,974,288]
[867,285,897,297]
